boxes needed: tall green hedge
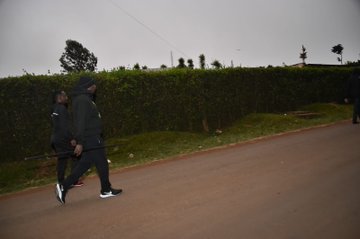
[0,67,352,161]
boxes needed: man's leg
[91,138,111,192]
[62,154,92,191]
[354,98,360,123]
[55,149,93,204]
[53,143,69,183]
[56,158,68,183]
[91,137,122,198]
[70,156,84,186]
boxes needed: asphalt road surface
[1,122,359,239]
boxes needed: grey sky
[0,0,359,78]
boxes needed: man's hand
[74,144,83,157]
[344,98,349,104]
[70,139,77,147]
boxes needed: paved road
[1,122,360,239]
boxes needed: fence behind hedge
[0,67,352,161]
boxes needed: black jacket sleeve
[58,105,73,141]
[73,95,88,145]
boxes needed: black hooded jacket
[346,69,360,100]
[71,85,103,145]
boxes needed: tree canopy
[177,58,186,68]
[59,39,98,73]
[211,60,222,69]
[199,54,206,69]
[331,44,344,64]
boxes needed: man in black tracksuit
[345,68,360,124]
[55,77,122,204]
[51,90,83,186]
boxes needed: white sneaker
[55,183,66,204]
[100,188,123,198]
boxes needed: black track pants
[52,142,79,183]
[62,136,111,192]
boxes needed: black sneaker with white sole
[55,183,67,204]
[100,187,123,198]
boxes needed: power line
[107,0,189,59]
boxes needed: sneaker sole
[99,191,122,199]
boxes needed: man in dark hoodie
[55,77,122,204]
[51,90,83,186]
[344,68,360,124]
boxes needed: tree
[177,58,186,68]
[299,45,307,64]
[187,59,194,69]
[133,63,140,70]
[160,64,167,69]
[59,39,97,72]
[199,54,206,69]
[211,60,222,69]
[331,44,344,64]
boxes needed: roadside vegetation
[0,103,352,196]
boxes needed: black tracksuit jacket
[71,89,103,146]
[51,103,73,146]
[345,73,360,100]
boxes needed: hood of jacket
[71,76,95,98]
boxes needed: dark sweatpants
[52,142,78,183]
[352,98,360,123]
[62,136,111,192]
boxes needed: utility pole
[170,51,174,68]
[236,49,241,67]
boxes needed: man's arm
[73,96,87,156]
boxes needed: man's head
[78,76,96,94]
[53,90,68,104]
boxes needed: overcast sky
[0,0,359,78]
